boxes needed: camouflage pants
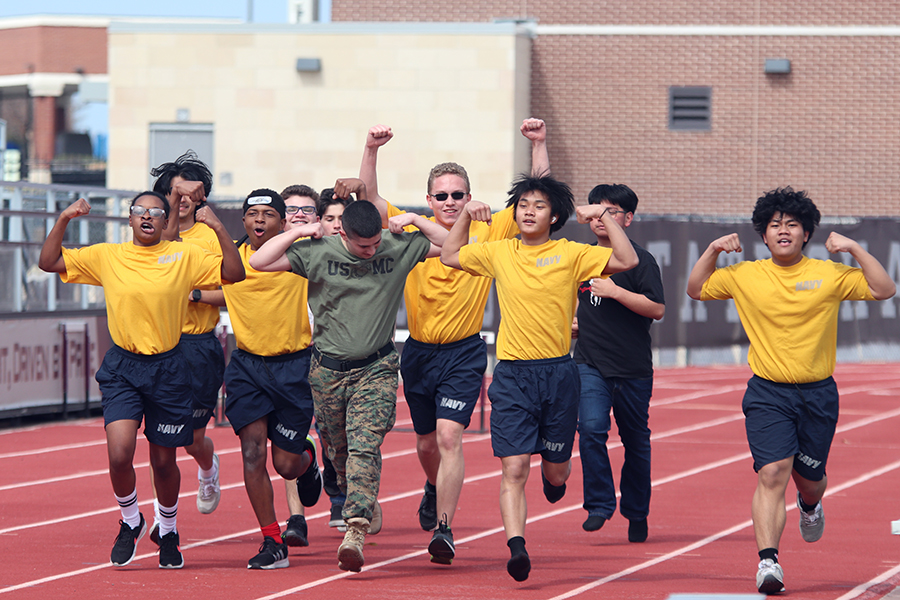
[308,350,399,522]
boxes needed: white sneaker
[756,558,785,594]
[197,453,221,514]
[797,492,824,542]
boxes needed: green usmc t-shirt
[286,231,430,360]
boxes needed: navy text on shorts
[96,344,193,448]
[488,354,580,462]
[402,333,487,434]
[179,331,225,430]
[224,347,314,455]
[742,374,839,481]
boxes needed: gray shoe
[756,558,785,594]
[796,493,824,543]
[197,453,221,514]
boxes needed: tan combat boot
[337,517,369,572]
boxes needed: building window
[669,86,711,131]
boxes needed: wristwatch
[191,289,202,303]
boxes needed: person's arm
[520,118,549,176]
[825,232,896,300]
[249,223,325,272]
[162,180,206,241]
[686,234,742,299]
[576,205,638,274]
[195,205,246,283]
[358,125,393,227]
[589,277,665,320]
[440,201,492,270]
[388,213,448,258]
[193,289,226,307]
[39,198,91,273]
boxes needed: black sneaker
[541,469,566,504]
[248,536,289,570]
[428,514,455,565]
[282,514,309,547]
[582,515,607,532]
[329,503,347,531]
[110,513,147,567]
[628,518,648,543]
[297,435,323,507]
[158,531,184,569]
[149,520,160,546]
[417,481,437,531]
[322,450,341,498]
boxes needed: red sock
[261,522,281,541]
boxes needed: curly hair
[752,187,820,247]
[505,173,574,233]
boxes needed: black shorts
[179,331,225,430]
[742,375,839,481]
[487,355,580,462]
[224,347,314,454]
[402,334,487,434]
[96,345,193,448]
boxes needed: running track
[2,364,899,599]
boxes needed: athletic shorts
[224,347,314,454]
[96,344,193,448]
[402,333,487,434]
[487,355,580,462]
[179,331,225,430]
[742,375,839,481]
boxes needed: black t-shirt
[573,240,665,379]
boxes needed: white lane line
[0,439,107,459]
[832,565,900,600]
[545,456,900,600]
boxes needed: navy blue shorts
[180,331,225,430]
[96,345,193,448]
[402,333,487,434]
[487,355,580,462]
[224,347,314,454]
[742,375,839,481]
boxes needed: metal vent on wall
[669,86,712,131]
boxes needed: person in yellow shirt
[38,191,244,570]
[143,152,223,546]
[441,173,638,581]
[357,118,548,564]
[204,189,323,570]
[687,187,895,595]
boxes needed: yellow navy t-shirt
[386,202,518,344]
[60,240,222,354]
[459,238,612,361]
[701,255,874,383]
[223,243,312,356]
[180,222,223,335]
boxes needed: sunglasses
[285,205,317,215]
[130,206,166,218]
[429,192,467,202]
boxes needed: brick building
[0,16,108,182]
[331,1,900,217]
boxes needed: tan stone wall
[107,25,530,210]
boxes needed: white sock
[158,500,178,537]
[115,489,141,529]
[198,460,217,481]
[153,498,161,525]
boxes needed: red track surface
[2,363,900,599]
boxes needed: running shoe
[428,514,455,565]
[797,493,824,542]
[297,436,323,507]
[329,504,347,531]
[417,481,437,531]
[248,536,289,570]
[756,558,785,594]
[282,514,309,547]
[197,453,221,514]
[110,513,147,567]
[158,531,184,569]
